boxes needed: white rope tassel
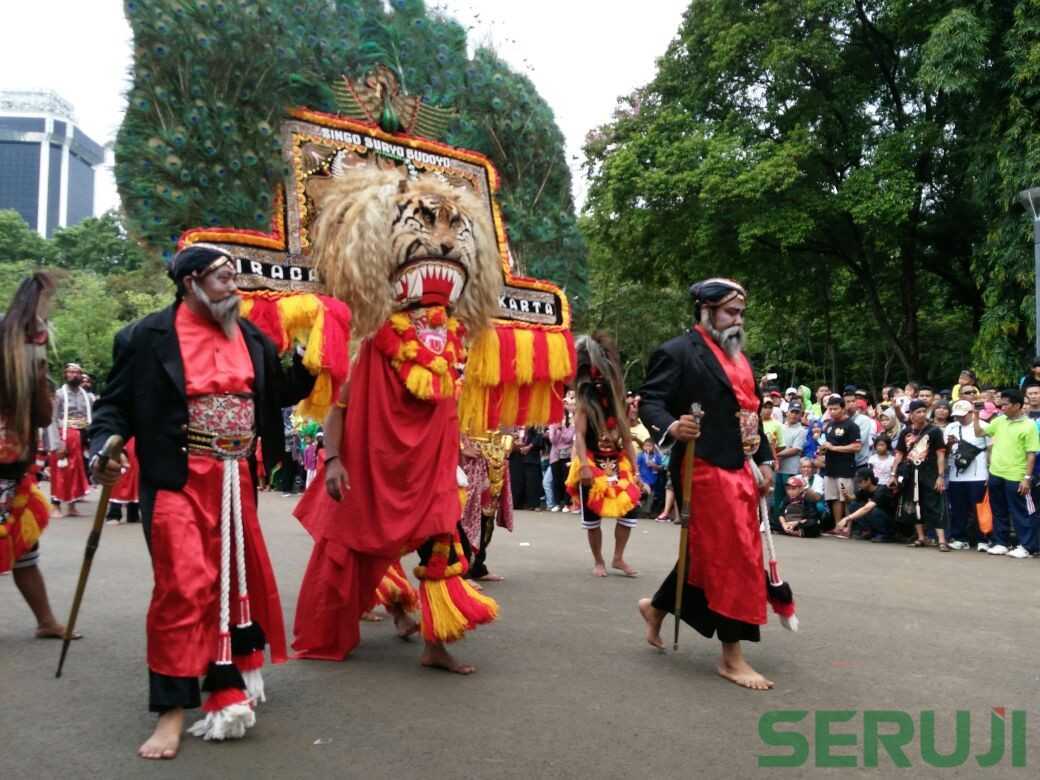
[188,459,256,741]
[231,463,265,703]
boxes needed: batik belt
[64,416,88,431]
[187,394,255,460]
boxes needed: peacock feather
[117,0,585,303]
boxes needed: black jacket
[639,329,770,491]
[88,303,315,491]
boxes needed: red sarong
[147,455,286,677]
[49,427,88,503]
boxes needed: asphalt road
[3,490,1040,779]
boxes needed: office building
[0,90,105,236]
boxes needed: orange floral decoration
[372,306,467,402]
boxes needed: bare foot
[592,562,608,577]
[361,610,384,622]
[475,573,505,582]
[65,503,83,517]
[138,709,183,759]
[612,558,638,577]
[638,598,664,650]
[36,623,81,640]
[420,642,475,674]
[393,610,419,640]
[717,657,774,691]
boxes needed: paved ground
[3,489,1040,778]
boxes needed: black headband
[689,277,747,308]
[168,245,232,283]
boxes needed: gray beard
[191,282,241,339]
[702,311,745,357]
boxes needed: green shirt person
[976,395,1040,484]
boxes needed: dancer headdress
[573,332,630,447]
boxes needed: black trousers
[651,564,760,644]
[550,458,570,508]
[466,512,496,579]
[510,457,543,509]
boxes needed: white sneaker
[561,506,571,513]
[977,542,991,552]
[987,544,1009,555]
[550,505,561,512]
[1007,546,1031,559]
[948,541,968,550]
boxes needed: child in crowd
[867,435,895,486]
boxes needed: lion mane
[309,167,502,339]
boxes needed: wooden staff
[56,435,124,678]
[672,403,703,651]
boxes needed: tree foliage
[116,0,586,303]
[583,0,1040,389]
[0,210,171,386]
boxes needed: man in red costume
[48,362,92,516]
[636,278,777,690]
[91,245,314,759]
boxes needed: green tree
[116,0,585,304]
[0,210,54,265]
[50,211,151,274]
[0,211,171,386]
[583,1,1038,386]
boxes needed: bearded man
[636,278,777,690]
[89,245,314,759]
[48,362,92,516]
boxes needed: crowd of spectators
[514,365,1040,563]
[763,370,1040,559]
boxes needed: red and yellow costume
[293,306,497,659]
[0,472,50,574]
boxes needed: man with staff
[89,245,313,759]
[636,278,778,691]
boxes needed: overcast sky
[1,0,687,212]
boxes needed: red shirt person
[90,246,314,760]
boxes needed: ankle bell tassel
[189,461,257,740]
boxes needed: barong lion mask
[308,162,502,340]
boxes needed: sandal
[907,539,926,548]
[938,543,951,552]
